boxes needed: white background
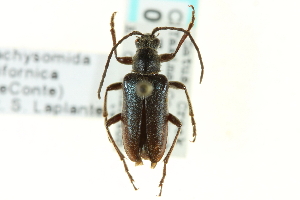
[1,0,300,199]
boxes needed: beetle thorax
[132,33,161,74]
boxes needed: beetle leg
[169,81,197,142]
[106,113,138,191]
[157,26,204,83]
[103,82,122,123]
[158,114,182,196]
[154,26,204,83]
[110,11,133,65]
[158,5,195,63]
[97,30,143,100]
[158,34,189,62]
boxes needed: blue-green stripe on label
[128,0,199,23]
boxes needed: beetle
[97,5,204,196]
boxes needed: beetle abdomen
[122,73,169,165]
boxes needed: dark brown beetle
[97,5,204,196]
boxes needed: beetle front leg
[110,12,133,65]
[158,34,188,62]
[158,113,182,196]
[159,34,190,63]
[103,82,122,122]
[106,113,138,191]
[159,6,195,63]
[169,81,197,142]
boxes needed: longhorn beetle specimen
[97,5,204,196]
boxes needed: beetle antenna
[98,31,143,99]
[152,27,204,83]
[151,5,204,83]
[187,5,195,31]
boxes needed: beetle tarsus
[158,184,163,196]
[190,125,197,142]
[122,159,139,191]
[190,121,197,142]
[157,161,167,196]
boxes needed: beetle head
[135,33,160,49]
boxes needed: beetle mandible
[97,5,204,196]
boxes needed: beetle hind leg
[157,113,182,196]
[106,113,138,191]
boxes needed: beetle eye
[153,38,160,47]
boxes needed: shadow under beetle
[97,5,204,196]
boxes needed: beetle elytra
[97,5,204,196]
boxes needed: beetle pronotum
[97,5,204,196]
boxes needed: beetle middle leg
[105,113,138,191]
[103,82,122,122]
[169,81,197,142]
[158,113,182,196]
